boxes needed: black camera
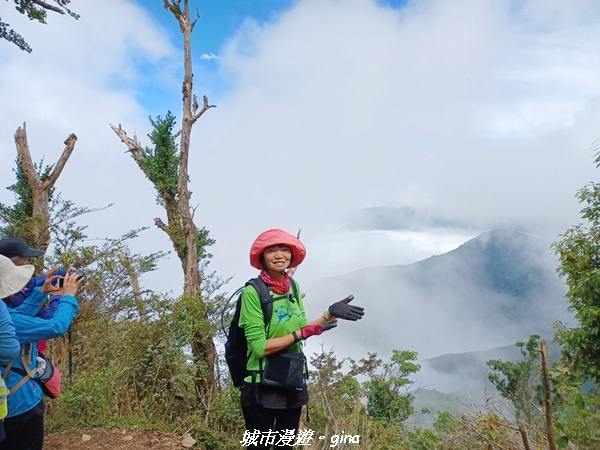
[58,269,85,288]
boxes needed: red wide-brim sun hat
[249,229,306,270]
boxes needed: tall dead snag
[540,340,557,450]
[518,424,531,450]
[110,0,216,404]
[116,250,148,324]
[12,122,77,270]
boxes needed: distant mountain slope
[412,388,481,428]
[344,205,503,231]
[345,206,472,230]
[417,343,527,395]
[412,341,563,427]
[303,230,570,373]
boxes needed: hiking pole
[68,324,73,384]
[287,229,302,278]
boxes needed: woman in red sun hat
[238,228,365,449]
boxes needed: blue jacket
[5,272,64,319]
[0,302,20,365]
[2,287,78,417]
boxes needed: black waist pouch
[261,350,306,391]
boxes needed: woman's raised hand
[328,295,365,321]
[41,268,61,294]
[61,268,84,296]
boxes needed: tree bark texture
[116,251,148,323]
[541,340,558,450]
[518,423,531,450]
[14,122,77,271]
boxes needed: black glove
[321,319,338,331]
[328,295,365,321]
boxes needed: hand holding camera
[60,268,85,296]
[41,267,84,296]
[57,268,85,288]
[41,268,61,294]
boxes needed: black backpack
[223,277,298,388]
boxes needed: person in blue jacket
[0,238,65,320]
[0,267,81,450]
[0,255,31,366]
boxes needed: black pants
[240,381,307,449]
[241,403,302,449]
[0,405,44,450]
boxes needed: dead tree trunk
[163,0,217,406]
[518,423,531,450]
[116,250,148,323]
[540,340,557,450]
[111,0,216,405]
[13,122,77,271]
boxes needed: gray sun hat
[0,254,35,298]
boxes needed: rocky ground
[44,428,196,449]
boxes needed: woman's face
[11,256,29,267]
[262,244,292,274]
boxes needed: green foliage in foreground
[553,146,600,385]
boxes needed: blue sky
[143,0,408,56]
[139,1,298,109]
[135,0,413,113]
[145,0,298,54]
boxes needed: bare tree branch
[49,203,114,228]
[109,124,147,172]
[32,0,65,14]
[43,133,77,189]
[190,7,200,30]
[192,94,199,114]
[193,95,216,122]
[14,123,41,190]
[154,217,168,233]
[0,210,14,226]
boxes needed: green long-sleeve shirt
[239,279,307,382]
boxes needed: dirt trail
[44,428,188,449]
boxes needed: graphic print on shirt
[274,303,301,326]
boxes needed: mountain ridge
[304,228,569,369]
[344,205,516,232]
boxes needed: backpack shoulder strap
[3,344,37,396]
[245,276,299,327]
[246,277,274,329]
[289,276,298,302]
